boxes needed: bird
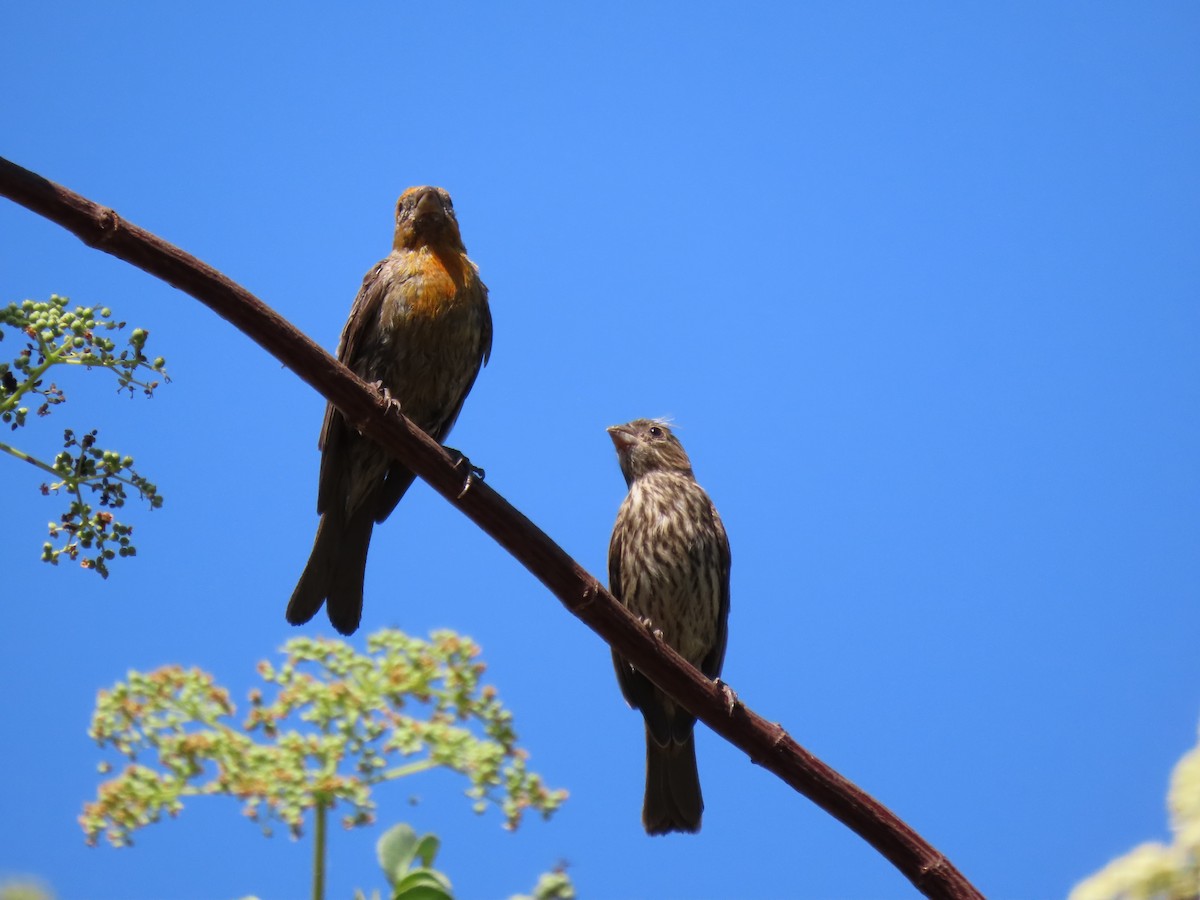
[287,186,492,635]
[606,418,731,834]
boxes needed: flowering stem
[56,355,162,391]
[0,350,57,415]
[380,758,440,781]
[0,440,58,475]
[313,796,327,900]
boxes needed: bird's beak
[414,189,444,220]
[607,424,636,451]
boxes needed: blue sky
[2,3,1199,898]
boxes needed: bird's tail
[286,509,374,636]
[642,726,703,835]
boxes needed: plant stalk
[313,797,327,900]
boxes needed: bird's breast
[359,245,487,437]
[389,245,480,323]
[613,475,725,664]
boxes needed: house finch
[606,419,731,835]
[287,186,492,635]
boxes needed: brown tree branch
[0,155,982,900]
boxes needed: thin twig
[0,155,983,900]
[0,440,59,475]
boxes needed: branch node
[576,582,601,610]
[919,855,949,879]
[85,206,122,249]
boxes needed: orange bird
[287,186,492,635]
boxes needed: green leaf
[392,869,453,900]
[413,833,441,869]
[395,870,451,893]
[393,888,452,900]
[377,823,420,885]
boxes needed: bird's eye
[648,426,663,438]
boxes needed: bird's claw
[637,616,664,641]
[371,380,401,411]
[447,447,485,499]
[715,678,739,715]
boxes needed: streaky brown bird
[287,186,492,635]
[606,418,731,834]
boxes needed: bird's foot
[715,678,739,715]
[447,447,485,499]
[370,380,402,411]
[638,615,664,641]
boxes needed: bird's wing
[316,259,394,515]
[373,272,489,521]
[479,282,493,366]
[701,501,732,681]
[429,280,492,445]
[609,511,674,743]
